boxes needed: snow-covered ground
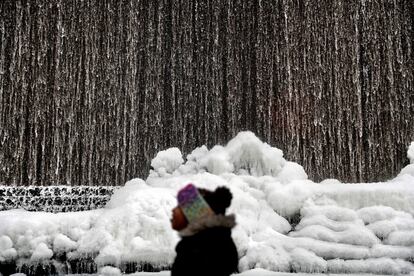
[91,268,414,276]
[1,132,414,275]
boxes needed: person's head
[171,184,233,231]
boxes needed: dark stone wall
[1,0,413,185]
[0,186,117,212]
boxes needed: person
[170,183,239,276]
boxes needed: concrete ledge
[0,186,119,212]
[0,258,170,276]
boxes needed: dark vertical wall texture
[0,0,413,186]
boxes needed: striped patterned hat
[177,184,214,222]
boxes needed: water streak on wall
[0,0,413,185]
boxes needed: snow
[408,142,414,164]
[238,242,291,272]
[53,233,77,253]
[0,235,17,262]
[327,258,414,275]
[290,248,327,273]
[30,242,53,261]
[98,266,122,276]
[386,230,414,246]
[289,224,381,247]
[0,133,413,275]
[399,164,414,177]
[399,142,414,177]
[119,270,411,276]
[150,148,184,176]
[357,205,412,224]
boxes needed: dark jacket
[171,214,239,276]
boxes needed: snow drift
[0,132,413,275]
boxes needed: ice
[370,244,414,259]
[266,180,314,218]
[0,132,414,274]
[277,162,308,183]
[357,205,413,224]
[301,203,359,222]
[30,243,53,261]
[408,142,414,164]
[0,235,17,262]
[223,132,286,176]
[287,236,371,260]
[386,230,414,246]
[295,215,364,232]
[290,248,327,273]
[53,233,77,253]
[98,265,122,276]
[150,148,184,176]
[289,225,380,247]
[367,220,398,240]
[0,235,13,250]
[327,258,414,275]
[399,164,414,177]
[239,243,291,272]
[170,132,293,178]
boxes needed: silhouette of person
[171,184,239,276]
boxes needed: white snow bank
[1,132,414,275]
[239,242,291,272]
[30,243,53,261]
[398,142,414,177]
[408,142,414,164]
[357,205,413,224]
[0,235,17,262]
[151,148,184,176]
[399,164,414,177]
[290,248,327,273]
[386,230,414,246]
[128,270,414,276]
[327,258,414,275]
[289,225,380,247]
[149,131,307,181]
[98,265,122,276]
[53,233,77,253]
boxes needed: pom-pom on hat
[199,187,232,215]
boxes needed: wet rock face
[0,186,118,212]
[1,0,413,185]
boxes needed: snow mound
[0,235,17,262]
[149,131,307,180]
[398,142,414,177]
[151,148,184,176]
[53,233,77,253]
[239,243,291,272]
[327,258,414,275]
[408,142,414,164]
[99,265,122,276]
[1,132,414,275]
[290,248,327,273]
[30,243,53,262]
[289,225,380,247]
[386,231,414,246]
[357,205,412,224]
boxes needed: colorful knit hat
[177,184,214,222]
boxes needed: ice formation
[0,132,413,275]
